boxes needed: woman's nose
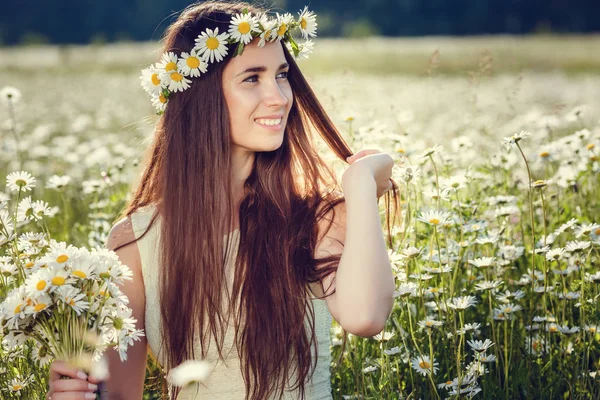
[263,82,289,107]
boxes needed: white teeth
[256,118,282,126]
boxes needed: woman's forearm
[335,171,395,335]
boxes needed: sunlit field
[0,36,599,399]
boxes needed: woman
[46,1,399,399]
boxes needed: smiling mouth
[255,117,283,126]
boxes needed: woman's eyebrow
[236,63,289,77]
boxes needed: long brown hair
[112,1,400,399]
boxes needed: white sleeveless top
[130,204,333,399]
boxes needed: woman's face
[222,38,294,154]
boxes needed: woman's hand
[343,149,394,198]
[46,360,103,400]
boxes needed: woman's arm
[316,166,395,337]
[102,216,148,399]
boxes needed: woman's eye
[277,71,289,79]
[243,75,258,83]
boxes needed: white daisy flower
[24,270,52,298]
[418,317,443,330]
[228,12,258,44]
[258,20,277,47]
[416,209,452,226]
[274,13,294,41]
[177,49,208,77]
[419,144,443,159]
[32,343,53,367]
[156,52,180,75]
[140,64,164,96]
[362,365,379,373]
[6,171,36,192]
[411,355,439,376]
[0,86,22,106]
[162,69,193,93]
[575,222,600,238]
[372,330,395,342]
[501,130,531,150]
[194,27,230,63]
[1,287,29,329]
[447,295,477,310]
[46,174,72,190]
[565,240,591,252]
[468,257,496,268]
[467,338,494,353]
[383,346,402,356]
[16,196,36,223]
[298,7,317,39]
[56,285,90,315]
[151,93,168,113]
[23,292,52,316]
[167,360,212,387]
[296,39,314,59]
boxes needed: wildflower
[177,49,208,78]
[194,27,230,63]
[228,12,259,45]
[583,325,599,335]
[564,240,591,252]
[274,13,294,41]
[476,353,497,363]
[531,179,547,188]
[418,317,443,330]
[468,257,495,268]
[167,360,211,387]
[383,346,401,356]
[526,335,547,355]
[474,280,502,291]
[546,247,567,261]
[393,282,418,298]
[501,130,531,150]
[0,86,22,106]
[556,292,580,300]
[410,355,439,376]
[440,175,467,191]
[6,171,36,192]
[554,218,579,236]
[447,295,477,310]
[362,365,379,373]
[46,175,72,190]
[417,209,452,226]
[423,188,451,201]
[298,6,318,39]
[495,303,523,315]
[140,65,163,96]
[467,339,494,353]
[400,246,422,259]
[574,223,600,238]
[419,144,443,159]
[372,331,395,342]
[557,325,580,335]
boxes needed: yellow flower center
[151,73,161,86]
[532,341,540,351]
[504,307,512,313]
[165,61,177,72]
[429,218,440,225]
[69,299,75,306]
[14,304,22,314]
[540,151,550,158]
[186,56,200,69]
[430,288,439,293]
[52,276,66,286]
[73,270,87,279]
[206,37,220,50]
[16,179,27,187]
[56,254,69,263]
[472,224,480,230]
[587,143,595,150]
[594,228,600,235]
[425,321,433,327]
[159,94,167,104]
[468,275,476,281]
[588,327,597,333]
[36,280,46,290]
[301,18,307,29]
[12,385,22,391]
[396,148,406,154]
[549,326,558,333]
[34,303,47,312]
[278,23,287,36]
[170,72,183,82]
[26,298,32,306]
[238,21,251,34]
[25,262,34,268]
[419,361,431,369]
[445,380,452,385]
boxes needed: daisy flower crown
[140,7,317,115]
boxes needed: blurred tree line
[1,0,598,45]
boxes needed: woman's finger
[50,360,88,382]
[51,378,98,393]
[49,392,98,400]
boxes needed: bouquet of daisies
[0,172,144,380]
